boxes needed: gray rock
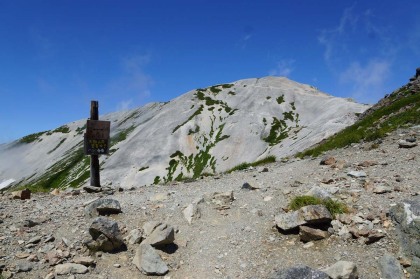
[322,261,358,279]
[73,256,95,266]
[55,263,88,275]
[398,140,418,148]
[143,223,175,247]
[241,182,258,190]
[15,262,32,272]
[126,229,143,245]
[269,264,329,279]
[133,243,168,275]
[27,236,41,244]
[85,198,122,217]
[390,199,420,276]
[11,188,31,200]
[183,203,201,224]
[373,185,392,194]
[275,205,332,231]
[320,156,336,165]
[211,191,234,207]
[305,186,332,199]
[85,217,125,252]
[83,185,102,193]
[347,171,367,178]
[299,226,330,242]
[378,254,404,279]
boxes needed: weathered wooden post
[84,101,110,188]
[90,101,100,187]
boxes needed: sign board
[84,120,111,155]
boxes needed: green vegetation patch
[289,195,348,217]
[19,131,46,144]
[47,138,66,154]
[110,125,136,146]
[173,105,204,133]
[225,155,276,173]
[139,166,149,172]
[263,117,289,146]
[47,125,70,135]
[76,124,86,135]
[276,95,285,104]
[297,89,420,158]
[17,143,90,192]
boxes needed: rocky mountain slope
[0,76,368,190]
[0,70,419,279]
[0,125,418,279]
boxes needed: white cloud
[106,53,154,111]
[339,60,390,103]
[269,59,295,77]
[116,99,133,111]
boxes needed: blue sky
[1,0,419,143]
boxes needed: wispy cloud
[107,53,154,111]
[239,25,254,49]
[269,59,295,77]
[317,5,399,102]
[339,60,390,103]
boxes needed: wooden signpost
[84,101,110,187]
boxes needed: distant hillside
[298,68,420,158]
[0,77,368,191]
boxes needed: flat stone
[299,226,330,242]
[183,203,201,224]
[126,229,143,245]
[83,185,102,193]
[269,264,329,279]
[133,244,168,275]
[55,263,88,275]
[347,171,367,178]
[143,223,175,247]
[73,256,95,266]
[323,261,358,279]
[275,205,332,231]
[398,140,418,148]
[378,254,404,279]
[211,191,234,207]
[85,198,122,217]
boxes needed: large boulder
[85,198,122,218]
[11,189,31,200]
[269,265,329,279]
[275,205,332,231]
[133,243,168,275]
[84,217,125,252]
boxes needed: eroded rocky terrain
[0,126,419,279]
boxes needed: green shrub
[289,195,348,217]
[226,155,276,173]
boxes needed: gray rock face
[378,254,404,279]
[269,265,330,279]
[305,186,332,200]
[133,244,169,275]
[390,199,420,277]
[322,261,358,279]
[143,222,175,247]
[85,217,125,252]
[275,205,332,231]
[54,263,89,275]
[85,198,122,217]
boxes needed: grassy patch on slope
[225,155,276,173]
[297,89,420,158]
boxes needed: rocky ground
[0,126,419,279]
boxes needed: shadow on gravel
[155,243,178,254]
